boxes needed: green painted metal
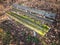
[7,12,50,36]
